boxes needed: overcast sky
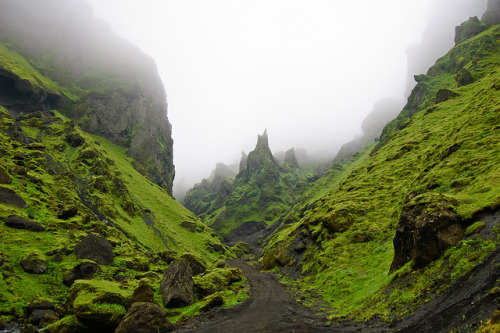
[86,0,487,198]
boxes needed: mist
[85,0,488,199]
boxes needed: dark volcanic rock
[20,253,48,274]
[63,262,101,286]
[455,68,475,87]
[115,302,174,333]
[29,309,57,326]
[0,187,27,207]
[4,215,45,232]
[74,233,113,265]
[0,166,11,184]
[180,253,206,276]
[435,89,459,104]
[159,260,195,308]
[57,205,78,220]
[390,195,464,272]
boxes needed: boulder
[63,262,101,286]
[29,309,58,326]
[131,280,155,303]
[435,89,459,104]
[115,302,174,333]
[199,292,224,313]
[74,233,113,265]
[180,253,206,276]
[57,205,78,220]
[455,68,475,87]
[21,253,48,274]
[390,195,464,272]
[0,187,27,207]
[0,166,11,184]
[4,216,45,232]
[159,260,195,308]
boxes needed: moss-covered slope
[261,20,500,324]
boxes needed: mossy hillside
[262,25,500,320]
[0,43,78,102]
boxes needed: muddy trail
[176,259,334,333]
[177,245,500,333]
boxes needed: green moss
[466,221,487,236]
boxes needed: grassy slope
[263,25,500,320]
[0,46,235,322]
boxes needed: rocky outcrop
[159,260,195,308]
[390,195,464,272]
[455,16,487,45]
[115,302,174,333]
[435,89,459,104]
[74,233,113,265]
[0,0,174,193]
[283,148,299,171]
[482,0,500,25]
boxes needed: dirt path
[177,259,334,333]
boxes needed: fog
[86,0,488,198]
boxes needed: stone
[29,309,57,326]
[180,253,206,276]
[455,68,475,87]
[435,89,459,104]
[20,324,38,333]
[20,253,48,274]
[57,205,78,220]
[74,233,113,265]
[0,187,27,207]
[199,292,224,313]
[131,280,155,303]
[63,262,101,286]
[159,251,177,263]
[115,302,174,333]
[4,215,45,232]
[0,166,11,184]
[159,260,195,308]
[390,195,464,272]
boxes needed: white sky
[86,0,487,198]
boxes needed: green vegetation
[261,24,500,321]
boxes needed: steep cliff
[0,0,174,192]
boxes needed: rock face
[482,0,500,25]
[0,0,174,193]
[4,216,45,232]
[74,233,113,265]
[390,195,464,272]
[455,16,487,45]
[115,302,174,333]
[284,148,299,170]
[159,260,195,308]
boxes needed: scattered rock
[159,260,195,308]
[455,68,475,87]
[435,89,459,104]
[115,302,174,333]
[74,233,113,265]
[20,253,48,274]
[20,324,38,333]
[0,166,11,184]
[63,262,101,286]
[180,253,206,276]
[0,187,27,207]
[57,205,78,220]
[4,215,45,232]
[132,280,155,303]
[199,292,224,312]
[390,194,464,272]
[29,309,57,326]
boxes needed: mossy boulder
[62,262,101,287]
[69,280,130,330]
[115,302,174,333]
[131,280,154,303]
[390,194,464,272]
[0,186,27,207]
[74,233,113,265]
[180,253,206,276]
[0,166,11,184]
[194,267,243,298]
[159,260,194,308]
[20,251,48,274]
[199,292,224,313]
